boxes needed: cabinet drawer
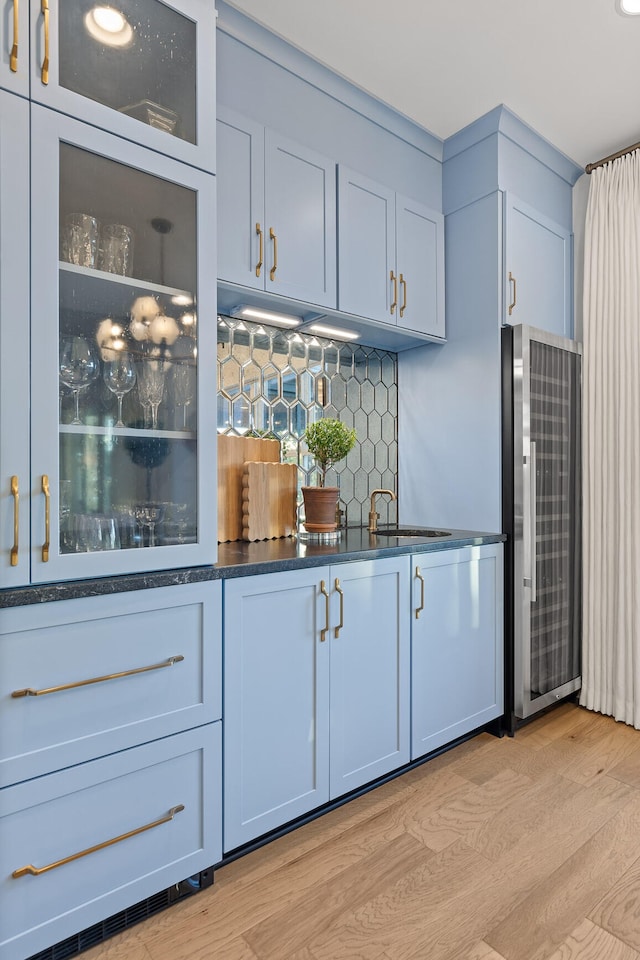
[0,724,221,960]
[0,582,221,787]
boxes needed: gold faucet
[368,488,396,532]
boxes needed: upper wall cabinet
[338,166,445,340]
[26,0,216,172]
[504,193,572,339]
[217,106,336,308]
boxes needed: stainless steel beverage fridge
[502,324,582,732]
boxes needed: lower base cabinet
[223,556,410,852]
[0,725,221,960]
[0,582,222,960]
[411,544,504,759]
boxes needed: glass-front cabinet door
[30,104,216,583]
[29,0,215,172]
[0,92,30,588]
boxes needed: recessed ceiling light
[305,323,360,341]
[617,0,640,15]
[231,305,301,328]
[84,6,134,47]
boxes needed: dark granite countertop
[0,526,505,609]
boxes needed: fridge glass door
[527,338,581,705]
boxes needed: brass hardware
[390,270,398,315]
[41,474,50,562]
[255,222,263,277]
[508,271,517,316]
[334,578,344,638]
[41,0,49,85]
[11,655,185,698]
[10,476,19,566]
[368,488,396,533]
[269,227,277,281]
[586,139,640,175]
[415,566,425,619]
[319,580,330,642]
[399,273,407,318]
[12,805,185,878]
[10,0,18,72]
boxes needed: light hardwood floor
[84,704,640,960]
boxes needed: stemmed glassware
[173,362,194,429]
[103,352,137,427]
[131,502,165,547]
[59,336,100,425]
[137,361,165,429]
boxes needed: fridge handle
[529,441,537,602]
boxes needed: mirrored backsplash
[217,316,398,528]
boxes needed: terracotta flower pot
[301,486,339,533]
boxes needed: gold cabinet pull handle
[390,270,398,315]
[255,222,263,278]
[399,273,407,318]
[10,475,19,566]
[40,0,49,84]
[11,655,185,699]
[10,0,18,72]
[415,566,425,619]
[508,271,517,316]
[269,227,278,281]
[319,580,330,642]
[41,474,50,562]
[334,578,344,638]
[12,804,185,878]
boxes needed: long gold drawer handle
[10,0,18,72]
[10,475,19,566]
[11,655,185,698]
[12,804,185,878]
[256,222,263,277]
[334,578,344,638]
[319,580,330,642]
[41,474,50,562]
[390,270,398,315]
[269,227,278,281]
[415,566,425,619]
[41,0,49,85]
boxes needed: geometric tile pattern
[217,316,398,527]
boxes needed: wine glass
[59,336,100,425]
[173,362,194,430]
[131,502,165,547]
[103,352,136,427]
[138,362,165,429]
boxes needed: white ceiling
[223,0,640,171]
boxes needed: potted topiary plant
[302,418,357,532]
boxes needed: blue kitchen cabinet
[411,544,504,759]
[504,193,572,338]
[217,106,336,308]
[0,581,222,960]
[26,0,216,172]
[338,166,445,339]
[0,91,30,587]
[223,556,409,851]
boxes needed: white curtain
[580,151,640,726]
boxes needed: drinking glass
[103,353,137,427]
[138,362,165,429]
[173,362,194,429]
[131,502,165,547]
[59,336,100,425]
[98,223,134,276]
[61,213,100,268]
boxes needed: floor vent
[26,868,214,960]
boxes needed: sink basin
[373,528,452,538]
